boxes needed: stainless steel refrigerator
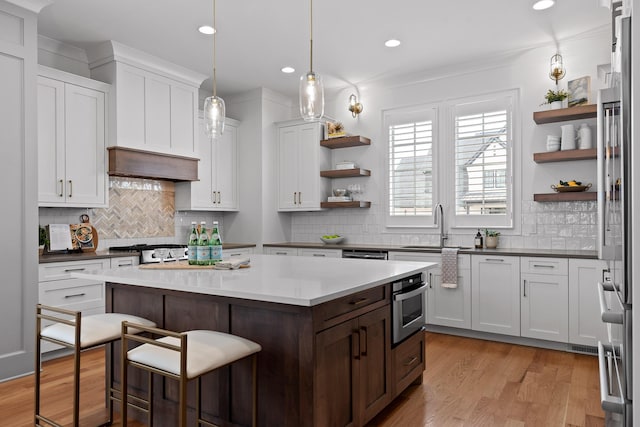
[597,12,633,427]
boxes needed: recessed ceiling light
[385,39,401,48]
[281,66,295,74]
[198,25,215,35]
[532,0,555,10]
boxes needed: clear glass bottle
[209,221,223,265]
[196,221,210,266]
[474,229,484,249]
[188,221,198,265]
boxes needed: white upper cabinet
[37,66,108,207]
[175,118,239,211]
[276,121,330,211]
[88,41,207,158]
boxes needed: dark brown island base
[78,255,435,426]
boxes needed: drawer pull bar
[349,298,369,306]
[274,252,288,255]
[532,264,554,268]
[404,356,418,366]
[63,268,86,272]
[312,254,326,257]
[485,258,504,262]
[64,293,86,299]
[116,262,133,267]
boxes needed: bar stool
[121,321,261,427]
[35,304,156,427]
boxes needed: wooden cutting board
[139,260,249,270]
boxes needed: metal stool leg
[34,307,42,426]
[252,354,258,427]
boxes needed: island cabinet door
[314,305,392,427]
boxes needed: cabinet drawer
[298,248,341,258]
[520,257,568,275]
[39,279,105,308]
[393,329,425,397]
[111,256,139,268]
[264,247,298,256]
[39,259,111,281]
[224,247,254,257]
[314,285,389,330]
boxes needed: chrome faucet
[434,203,448,247]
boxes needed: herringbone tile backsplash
[92,177,175,239]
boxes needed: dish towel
[441,248,458,289]
[213,256,251,270]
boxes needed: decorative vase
[486,236,499,249]
[550,101,563,110]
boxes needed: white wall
[289,29,610,250]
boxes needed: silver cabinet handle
[532,264,554,268]
[597,342,625,414]
[63,267,86,272]
[404,356,418,366]
[217,191,221,204]
[275,251,288,255]
[64,293,86,299]
[523,279,527,297]
[229,253,243,257]
[58,179,64,197]
[68,180,72,198]
[298,192,302,204]
[428,272,432,289]
[393,284,428,302]
[485,258,504,262]
[212,191,217,204]
[293,192,297,204]
[116,261,133,267]
[597,281,624,324]
[312,253,326,257]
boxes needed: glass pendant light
[204,0,225,138]
[299,0,324,121]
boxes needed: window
[384,106,437,227]
[385,90,517,229]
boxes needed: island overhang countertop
[72,254,437,306]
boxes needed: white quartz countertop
[72,254,437,306]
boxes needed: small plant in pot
[541,89,569,109]
[484,229,500,249]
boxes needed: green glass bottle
[209,221,223,265]
[196,221,210,266]
[187,221,198,265]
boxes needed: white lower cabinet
[520,257,569,343]
[298,248,341,258]
[568,258,609,347]
[389,251,471,329]
[471,255,520,336]
[224,247,254,257]
[38,259,111,354]
[264,247,298,256]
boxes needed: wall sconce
[348,94,363,118]
[549,53,566,84]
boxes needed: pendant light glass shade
[299,0,324,121]
[300,71,324,121]
[204,95,225,137]
[204,0,225,138]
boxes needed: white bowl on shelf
[320,236,345,244]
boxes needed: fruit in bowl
[321,234,345,244]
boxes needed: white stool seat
[128,330,262,379]
[41,312,156,348]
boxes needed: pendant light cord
[213,0,217,97]
[309,0,313,73]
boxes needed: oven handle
[393,284,427,302]
[597,341,625,414]
[597,281,624,324]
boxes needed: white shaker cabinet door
[521,273,569,342]
[568,258,609,347]
[471,255,520,336]
[214,124,238,210]
[63,84,106,206]
[37,76,66,204]
[277,126,301,210]
[296,123,323,210]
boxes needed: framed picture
[567,76,591,107]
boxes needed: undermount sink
[400,245,472,250]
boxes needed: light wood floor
[0,333,603,426]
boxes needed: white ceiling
[37,0,611,98]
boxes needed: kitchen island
[74,254,436,427]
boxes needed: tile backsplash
[290,200,597,250]
[39,177,223,250]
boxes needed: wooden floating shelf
[320,168,371,178]
[320,201,371,208]
[533,192,597,202]
[533,104,597,124]
[320,135,371,149]
[533,148,597,163]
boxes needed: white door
[521,273,569,342]
[215,124,238,210]
[427,263,472,329]
[190,119,215,208]
[471,255,520,336]
[277,126,300,210]
[568,258,609,346]
[296,123,321,210]
[37,76,66,205]
[64,83,106,207]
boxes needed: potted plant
[484,229,500,249]
[39,226,48,253]
[541,89,569,110]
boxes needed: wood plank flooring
[0,333,603,426]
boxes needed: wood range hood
[107,146,198,181]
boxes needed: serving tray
[550,183,592,193]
